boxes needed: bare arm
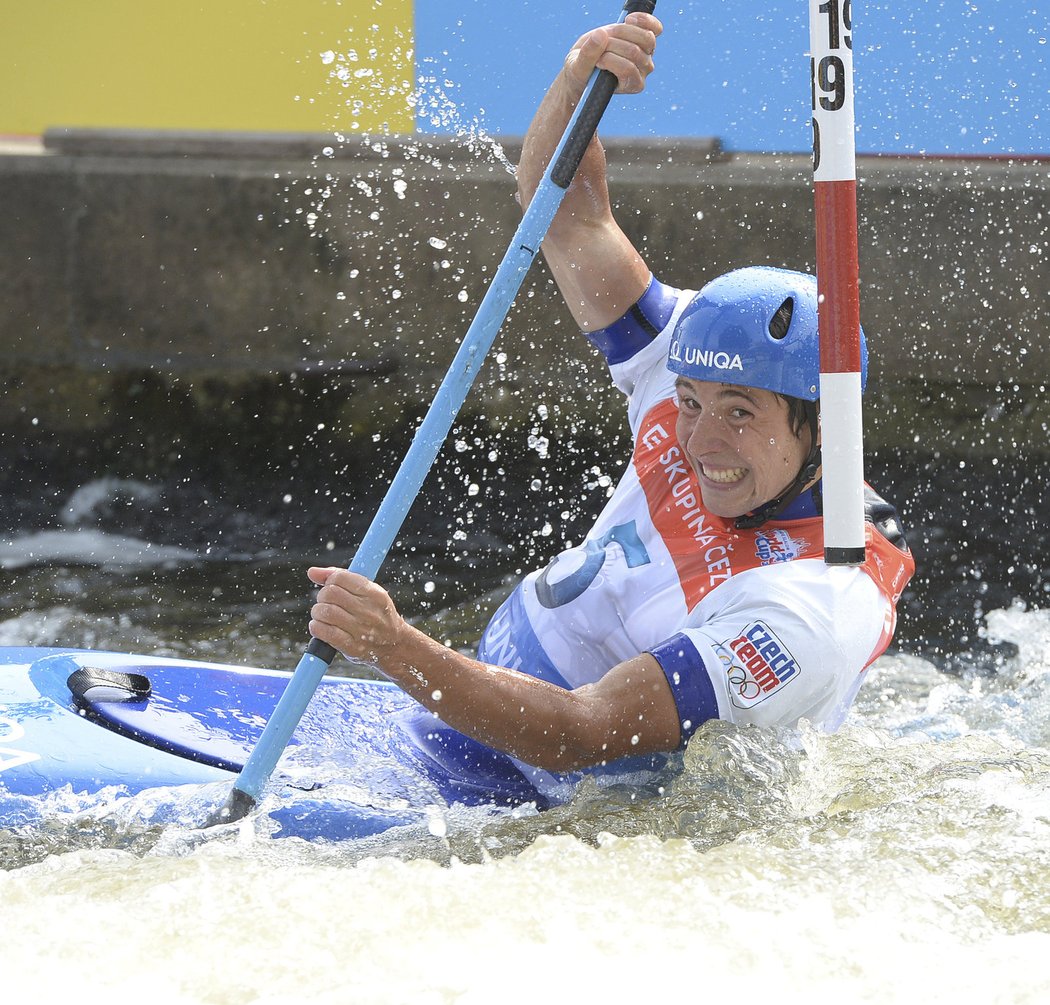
[517,12,662,331]
[307,568,681,772]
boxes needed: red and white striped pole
[810,0,866,566]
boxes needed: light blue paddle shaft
[225,1,657,812]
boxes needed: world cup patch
[716,620,800,708]
[753,528,806,565]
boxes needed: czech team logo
[716,620,800,709]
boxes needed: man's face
[673,377,813,519]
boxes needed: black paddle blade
[206,786,257,827]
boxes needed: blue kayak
[0,646,561,841]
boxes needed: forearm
[307,567,681,771]
[371,624,673,772]
[516,67,606,221]
[515,22,655,330]
[369,623,594,770]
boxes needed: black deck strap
[67,666,152,710]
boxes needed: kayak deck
[0,647,547,839]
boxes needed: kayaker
[307,11,915,790]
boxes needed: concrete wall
[1,131,1048,463]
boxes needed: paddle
[214,0,659,824]
[808,0,867,566]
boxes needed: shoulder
[592,278,694,426]
[861,484,916,605]
[682,560,885,727]
[692,558,885,627]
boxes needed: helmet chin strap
[734,404,822,530]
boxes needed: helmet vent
[769,297,794,340]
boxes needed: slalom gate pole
[809,0,867,566]
[214,0,658,824]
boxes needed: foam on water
[59,477,162,527]
[0,604,175,655]
[0,529,197,571]
[3,476,1049,999]
[1,820,1047,1003]
[1,607,1048,1001]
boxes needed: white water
[2,479,1050,1002]
[2,821,1045,1004]
[1,478,195,572]
[2,620,1049,1002]
[0,529,197,571]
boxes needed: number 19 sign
[809,0,866,566]
[811,0,854,180]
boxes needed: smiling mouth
[700,464,747,485]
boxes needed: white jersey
[478,278,914,747]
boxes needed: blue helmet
[666,266,867,400]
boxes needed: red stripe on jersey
[632,400,823,610]
[633,399,915,666]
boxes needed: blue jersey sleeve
[647,633,721,746]
[584,275,681,365]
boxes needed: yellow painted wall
[1,0,414,135]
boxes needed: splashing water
[2,580,1049,1002]
[1,464,1048,998]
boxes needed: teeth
[702,465,746,484]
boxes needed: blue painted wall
[415,1,1049,154]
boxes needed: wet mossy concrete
[1,130,1048,471]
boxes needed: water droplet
[427,814,447,838]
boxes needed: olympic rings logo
[720,654,761,701]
